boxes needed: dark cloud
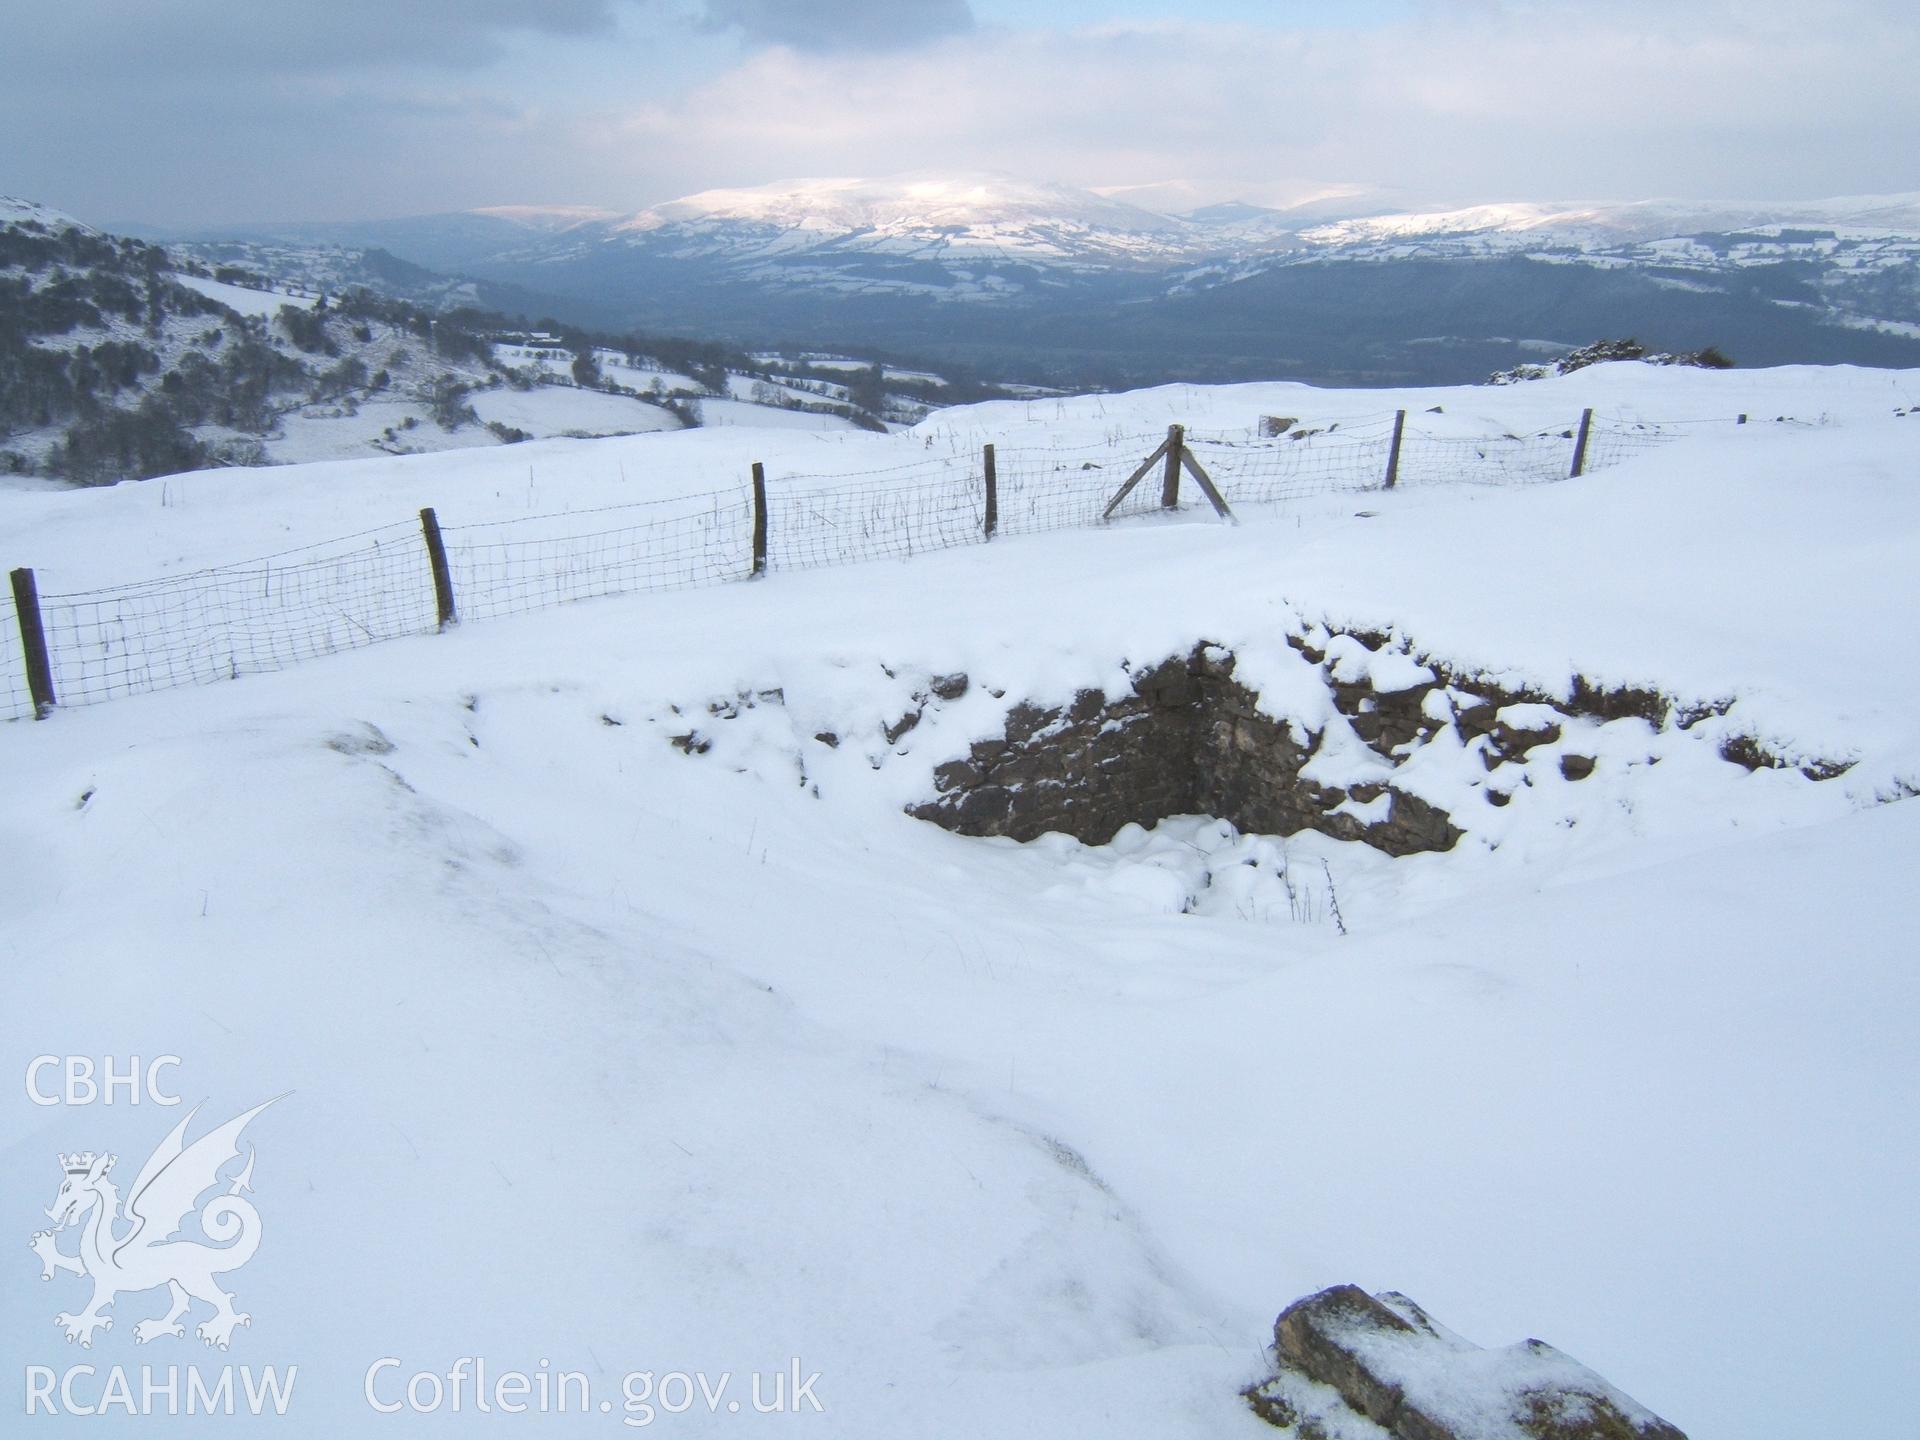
[701,0,973,52]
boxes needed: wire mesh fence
[445,489,753,621]
[1190,419,1401,508]
[36,522,437,711]
[0,592,33,720]
[770,457,983,571]
[0,409,1748,723]
[1582,418,1697,472]
[996,433,1173,534]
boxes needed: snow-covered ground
[468,386,680,439]
[2,363,1916,1438]
[694,398,862,431]
[170,272,316,318]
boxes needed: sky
[2,0,1916,227]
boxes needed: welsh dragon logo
[28,1097,281,1350]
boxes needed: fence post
[1737,413,1748,425]
[10,567,56,719]
[1384,409,1407,489]
[982,444,998,541]
[1569,408,1595,478]
[750,462,768,578]
[418,508,457,630]
[1160,424,1184,509]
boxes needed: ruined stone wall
[914,657,1204,845]
[908,624,1851,857]
[909,642,1465,856]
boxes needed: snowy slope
[0,195,91,231]
[169,272,316,317]
[1301,193,1920,248]
[3,364,1917,1437]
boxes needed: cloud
[700,0,974,52]
[5,0,1916,227]
[600,8,1920,207]
[5,0,637,76]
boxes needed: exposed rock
[1454,699,1501,739]
[928,672,970,701]
[1560,754,1596,782]
[1491,706,1564,760]
[1247,1284,1687,1440]
[1718,732,1856,781]
[909,643,1464,855]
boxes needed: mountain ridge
[130,171,1920,387]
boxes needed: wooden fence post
[418,508,456,630]
[1160,424,1184,509]
[1100,432,1176,521]
[983,443,998,541]
[10,567,56,718]
[750,462,769,578]
[1384,410,1407,489]
[1176,445,1237,524]
[1569,408,1595,478]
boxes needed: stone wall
[908,642,1465,857]
[912,656,1207,847]
[907,625,1851,858]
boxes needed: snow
[0,195,90,231]
[466,204,623,233]
[262,399,481,464]
[1302,193,1920,249]
[3,363,1918,1438]
[597,359,701,395]
[619,170,1184,239]
[170,272,316,318]
[468,386,679,439]
[694,398,862,431]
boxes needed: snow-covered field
[468,386,680,440]
[2,363,1916,1438]
[170,273,317,318]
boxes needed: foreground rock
[1245,1285,1685,1440]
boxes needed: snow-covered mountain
[620,173,1184,248]
[170,173,1920,386]
[485,173,1920,276]
[508,172,1199,291]
[1301,193,1920,247]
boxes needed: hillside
[0,201,919,486]
[4,362,1917,1436]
